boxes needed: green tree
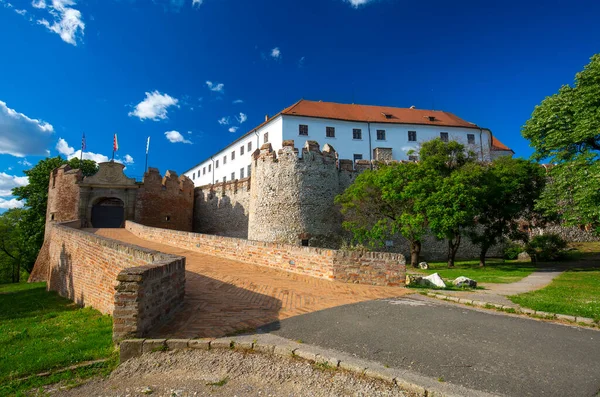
[335,162,428,267]
[11,157,98,269]
[422,162,484,267]
[0,209,36,283]
[522,54,600,230]
[467,157,546,267]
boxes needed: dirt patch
[51,348,414,396]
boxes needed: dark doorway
[91,198,125,228]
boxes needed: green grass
[413,259,539,284]
[0,282,115,396]
[509,267,600,321]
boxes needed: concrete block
[294,348,318,362]
[339,360,367,375]
[447,297,460,303]
[119,339,144,362]
[253,343,275,354]
[556,313,577,322]
[394,379,427,397]
[188,339,211,350]
[472,300,487,307]
[315,354,340,368]
[519,308,536,315]
[166,339,190,350]
[535,311,555,319]
[210,338,233,350]
[458,298,473,305]
[364,367,396,384]
[274,344,298,357]
[142,339,167,354]
[576,317,596,325]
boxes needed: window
[408,131,417,142]
[231,172,235,180]
[192,172,195,180]
[353,128,362,140]
[223,177,226,183]
[231,151,235,160]
[240,145,245,155]
[216,159,219,168]
[203,167,206,175]
[240,167,245,179]
[208,164,211,172]
[299,124,308,136]
[376,130,386,140]
[264,132,269,143]
[248,142,252,152]
[440,132,449,142]
[467,134,475,144]
[408,155,418,162]
[247,164,251,177]
[326,126,335,138]
[223,155,227,164]
[353,154,363,161]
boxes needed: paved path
[263,295,600,397]
[428,267,566,307]
[91,229,410,338]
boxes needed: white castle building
[184,99,513,186]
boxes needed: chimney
[265,114,269,122]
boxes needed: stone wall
[47,165,82,223]
[193,178,251,238]
[34,221,185,340]
[248,140,354,247]
[529,225,600,243]
[126,221,405,286]
[135,168,195,232]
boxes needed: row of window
[298,124,476,144]
[192,165,252,182]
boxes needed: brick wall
[47,165,82,223]
[36,221,185,340]
[135,168,195,232]
[193,178,251,238]
[126,221,405,286]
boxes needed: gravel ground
[51,349,415,397]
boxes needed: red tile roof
[491,136,513,152]
[281,99,482,129]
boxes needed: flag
[113,134,119,152]
[146,136,150,154]
[81,133,86,151]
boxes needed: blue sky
[1,0,599,210]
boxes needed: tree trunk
[447,235,461,268]
[479,244,489,267]
[409,240,422,268]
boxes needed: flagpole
[80,132,85,166]
[145,136,150,174]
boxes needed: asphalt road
[262,296,600,397]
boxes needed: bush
[525,234,568,262]
[503,241,525,260]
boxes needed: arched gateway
[91,197,125,228]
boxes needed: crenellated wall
[135,168,195,231]
[193,178,251,238]
[248,140,357,247]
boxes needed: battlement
[143,167,194,195]
[195,177,251,197]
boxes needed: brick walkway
[91,229,410,339]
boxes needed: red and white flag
[113,133,119,152]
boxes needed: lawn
[412,259,539,284]
[509,267,600,321]
[0,282,115,396]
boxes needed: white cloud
[18,159,33,167]
[206,81,224,93]
[0,198,24,210]
[32,0,46,8]
[192,0,203,7]
[0,100,54,157]
[228,126,238,133]
[36,0,85,46]
[0,172,28,197]
[298,56,305,68]
[122,154,134,164]
[15,9,27,15]
[217,116,229,125]
[129,90,179,121]
[236,112,247,124]
[165,130,192,144]
[270,47,281,59]
[233,99,243,104]
[345,0,376,8]
[56,137,74,156]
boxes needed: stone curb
[119,334,494,397]
[424,292,599,327]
